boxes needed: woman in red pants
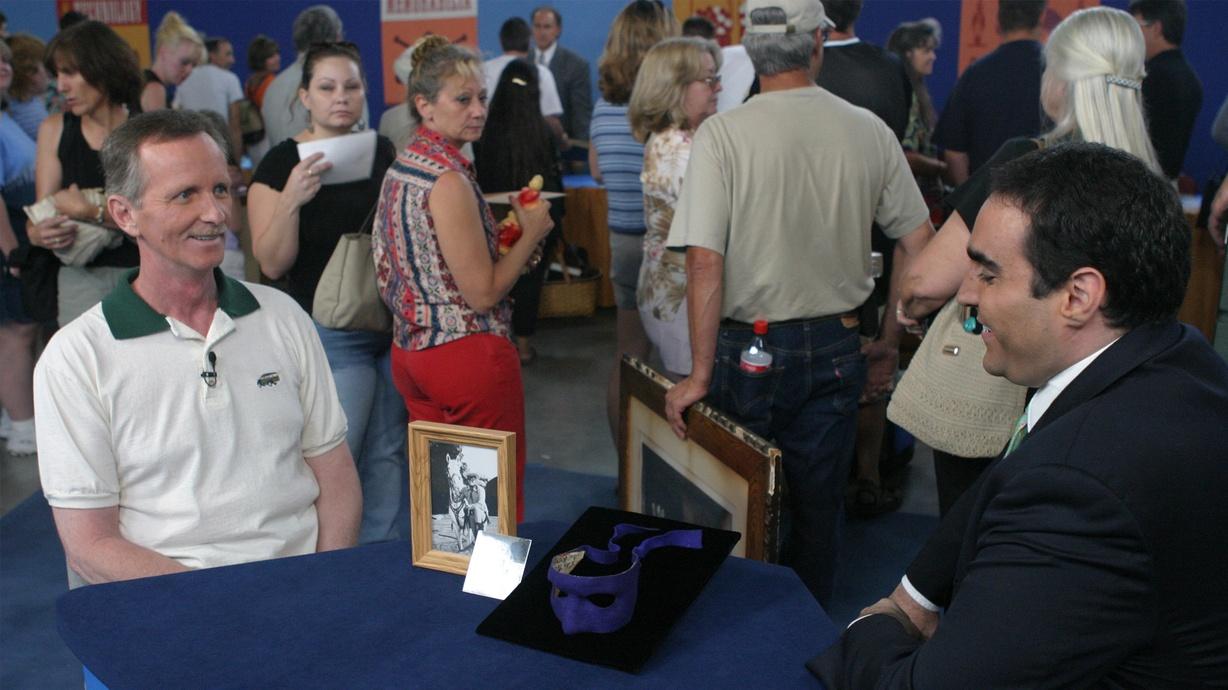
[373,36,553,523]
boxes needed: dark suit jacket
[812,321,1228,688]
[530,44,592,142]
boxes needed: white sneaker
[5,418,35,456]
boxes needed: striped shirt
[373,126,511,351]
[590,98,646,234]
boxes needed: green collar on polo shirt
[101,268,260,340]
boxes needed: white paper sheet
[462,532,532,600]
[296,130,377,186]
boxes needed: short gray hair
[101,110,227,205]
[292,5,342,53]
[744,7,817,76]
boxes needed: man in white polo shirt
[34,110,361,588]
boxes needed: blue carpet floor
[0,464,932,689]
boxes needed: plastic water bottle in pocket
[739,319,773,373]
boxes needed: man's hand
[665,375,708,439]
[860,339,899,403]
[888,583,940,639]
[858,597,923,639]
[52,183,97,220]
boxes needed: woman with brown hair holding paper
[23,20,141,326]
[374,36,554,523]
[248,41,406,544]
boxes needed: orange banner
[379,0,478,106]
[957,0,1099,74]
[57,0,150,66]
[674,0,743,46]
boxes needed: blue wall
[6,0,1226,184]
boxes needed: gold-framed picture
[618,356,784,562]
[408,421,517,575]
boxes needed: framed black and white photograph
[408,421,517,575]
[619,356,784,562]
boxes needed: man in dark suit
[529,5,593,149]
[811,143,1228,687]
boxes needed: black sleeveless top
[59,113,138,268]
[142,68,173,109]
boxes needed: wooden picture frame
[408,421,517,575]
[618,356,783,562]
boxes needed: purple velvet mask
[547,523,703,635]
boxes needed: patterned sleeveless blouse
[373,126,511,351]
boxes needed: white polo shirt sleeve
[35,316,121,509]
[285,304,347,458]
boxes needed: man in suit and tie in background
[529,5,593,165]
[811,142,1228,687]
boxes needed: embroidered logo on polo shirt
[257,372,280,388]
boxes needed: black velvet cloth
[477,506,740,673]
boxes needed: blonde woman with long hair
[589,0,677,444]
[892,6,1161,515]
[141,11,203,111]
[627,37,721,378]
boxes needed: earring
[305,111,314,133]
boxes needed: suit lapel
[1031,321,1183,436]
[949,321,1183,597]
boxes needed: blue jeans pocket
[716,353,780,432]
[830,351,866,415]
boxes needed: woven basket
[538,245,600,318]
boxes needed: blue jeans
[713,317,865,606]
[315,324,409,544]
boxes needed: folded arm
[813,465,1152,688]
[51,506,191,585]
[432,171,553,312]
[900,211,973,322]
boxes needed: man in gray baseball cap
[665,0,932,606]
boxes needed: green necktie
[1004,412,1029,457]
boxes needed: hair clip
[512,77,527,86]
[1104,75,1141,91]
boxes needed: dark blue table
[58,522,835,688]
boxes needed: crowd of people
[1,0,1226,683]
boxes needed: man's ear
[107,195,139,240]
[1060,267,1109,327]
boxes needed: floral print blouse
[636,127,692,323]
[373,126,511,351]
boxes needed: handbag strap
[358,203,377,235]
